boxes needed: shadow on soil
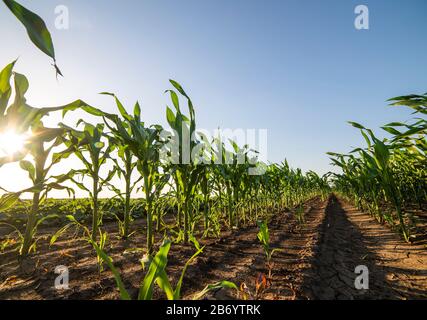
[300,194,425,300]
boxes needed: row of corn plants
[0,60,331,255]
[328,94,426,242]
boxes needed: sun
[0,131,28,156]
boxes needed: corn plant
[328,93,426,241]
[64,95,144,240]
[91,93,167,254]
[0,62,89,255]
[136,239,237,300]
[153,190,174,232]
[57,122,115,240]
[164,80,205,243]
[51,215,131,298]
[54,229,234,300]
[295,205,305,225]
[257,220,282,279]
[103,120,141,239]
[198,134,214,234]
[212,139,253,229]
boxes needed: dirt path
[300,195,427,300]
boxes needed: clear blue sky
[0,0,426,195]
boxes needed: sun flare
[0,131,28,156]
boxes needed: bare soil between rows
[0,195,426,300]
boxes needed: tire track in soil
[300,195,427,300]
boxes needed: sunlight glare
[0,131,27,156]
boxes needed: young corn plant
[54,227,236,300]
[104,130,141,239]
[57,121,115,240]
[153,188,173,232]
[95,93,167,254]
[197,134,214,234]
[164,80,205,243]
[212,139,251,229]
[64,94,145,240]
[257,220,282,279]
[139,238,237,300]
[295,205,305,225]
[51,215,129,290]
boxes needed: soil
[0,195,426,300]
[300,196,427,299]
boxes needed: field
[0,0,426,302]
[1,194,426,300]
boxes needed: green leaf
[94,142,105,149]
[13,72,29,101]
[156,270,174,300]
[0,60,16,114]
[348,121,366,130]
[138,240,171,300]
[173,245,204,299]
[192,281,238,300]
[0,193,20,211]
[381,126,401,136]
[3,0,61,76]
[19,160,35,182]
[65,215,78,223]
[0,61,15,94]
[167,90,180,111]
[90,240,131,300]
[134,101,141,119]
[62,100,102,118]
[166,106,176,129]
[49,223,72,246]
[169,80,188,98]
[384,122,405,127]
